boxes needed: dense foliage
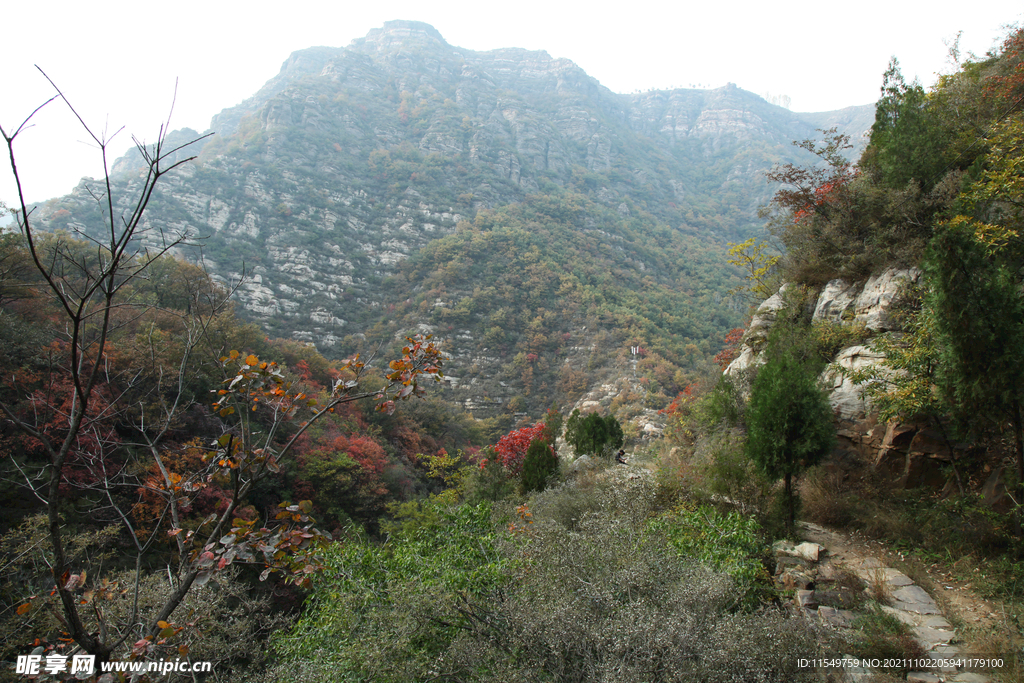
[262,476,825,683]
[767,27,1024,286]
[563,408,625,457]
[744,331,836,530]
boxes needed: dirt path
[795,521,1009,683]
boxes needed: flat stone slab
[881,604,920,626]
[906,673,941,683]
[925,648,962,672]
[921,615,953,630]
[881,568,915,586]
[948,674,991,683]
[913,625,954,649]
[894,599,942,615]
[854,566,914,586]
[892,585,942,614]
[892,585,933,603]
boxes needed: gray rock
[823,345,887,419]
[881,604,919,626]
[853,267,921,331]
[813,279,860,323]
[777,569,815,590]
[854,567,913,586]
[817,606,853,628]
[793,541,824,562]
[921,615,953,630]
[568,455,594,473]
[775,555,810,574]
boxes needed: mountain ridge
[32,20,876,416]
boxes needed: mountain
[31,20,874,416]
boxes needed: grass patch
[848,604,927,674]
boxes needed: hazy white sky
[2,0,1021,204]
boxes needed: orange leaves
[374,334,445,413]
[508,504,534,535]
[190,499,329,589]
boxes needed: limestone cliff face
[724,268,961,489]
[30,21,874,415]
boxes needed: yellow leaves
[245,354,259,366]
[726,237,780,301]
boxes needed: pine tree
[745,335,835,532]
[925,222,1024,516]
[520,439,558,493]
[564,409,624,456]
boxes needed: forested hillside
[25,20,872,416]
[5,18,1024,683]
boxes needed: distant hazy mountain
[33,20,874,415]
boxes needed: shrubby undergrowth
[261,473,829,682]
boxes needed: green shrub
[519,439,558,493]
[849,604,927,673]
[649,502,775,608]
[811,318,869,362]
[564,409,624,457]
[464,455,517,504]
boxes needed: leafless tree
[0,69,445,666]
[0,69,224,662]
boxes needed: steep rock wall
[723,267,960,490]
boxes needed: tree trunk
[784,471,794,534]
[1014,398,1024,536]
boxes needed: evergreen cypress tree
[925,222,1024,516]
[521,439,558,493]
[745,335,835,532]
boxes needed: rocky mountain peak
[32,22,878,417]
[354,20,449,53]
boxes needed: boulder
[777,569,815,590]
[982,467,1012,512]
[793,542,824,562]
[795,589,817,609]
[852,267,920,331]
[813,279,861,323]
[725,284,790,376]
[882,422,919,451]
[823,345,886,419]
[904,452,949,489]
[568,455,595,473]
[908,429,950,458]
[874,447,907,482]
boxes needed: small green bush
[649,502,775,608]
[519,439,558,493]
[564,409,624,457]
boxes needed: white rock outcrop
[725,267,920,421]
[823,345,887,419]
